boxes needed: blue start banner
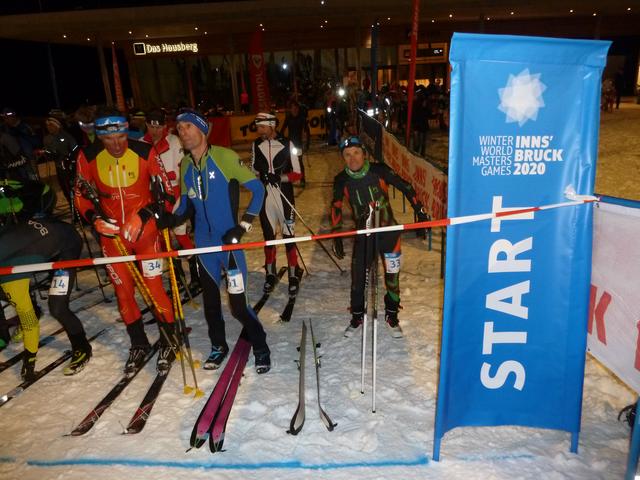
[433,33,610,460]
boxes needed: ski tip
[185,447,193,453]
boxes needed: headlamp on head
[339,136,364,152]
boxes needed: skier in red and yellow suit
[74,107,175,375]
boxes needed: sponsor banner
[357,110,383,161]
[248,30,271,114]
[229,110,326,143]
[382,131,447,220]
[588,198,640,393]
[434,33,610,459]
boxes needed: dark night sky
[0,39,132,116]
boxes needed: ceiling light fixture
[449,13,453,18]
[62,34,67,38]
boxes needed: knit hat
[176,109,209,135]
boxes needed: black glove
[332,237,345,260]
[222,224,246,245]
[414,206,431,238]
[260,171,280,186]
[414,207,430,223]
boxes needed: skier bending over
[330,136,429,338]
[0,218,93,380]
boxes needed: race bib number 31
[50,270,70,296]
[142,259,163,278]
[227,269,245,294]
[384,252,401,274]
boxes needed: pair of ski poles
[112,234,203,397]
[267,183,345,276]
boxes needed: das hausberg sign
[133,42,199,56]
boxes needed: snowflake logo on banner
[498,69,547,126]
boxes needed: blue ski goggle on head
[95,116,128,136]
[339,136,365,152]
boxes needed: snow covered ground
[1,101,638,479]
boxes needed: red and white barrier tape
[0,197,597,276]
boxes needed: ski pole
[163,229,203,397]
[267,183,310,277]
[372,205,380,413]
[361,203,374,395]
[162,232,190,394]
[71,198,110,303]
[271,184,345,275]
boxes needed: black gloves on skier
[222,224,247,245]
[414,205,430,223]
[260,172,280,186]
[413,205,431,238]
[332,236,345,260]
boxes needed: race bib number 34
[142,259,163,278]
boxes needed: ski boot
[124,344,152,376]
[254,348,271,374]
[64,346,92,375]
[156,344,175,375]
[203,344,229,370]
[263,263,278,293]
[21,350,37,382]
[385,296,403,338]
[287,265,304,296]
[344,311,364,338]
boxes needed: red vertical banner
[111,44,126,113]
[405,0,420,146]
[248,30,271,113]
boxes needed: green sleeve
[211,146,256,184]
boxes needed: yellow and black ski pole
[163,229,203,397]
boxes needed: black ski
[123,357,174,434]
[253,266,287,313]
[310,320,336,431]
[0,326,65,374]
[68,342,159,436]
[0,328,108,408]
[287,321,306,435]
[280,269,304,322]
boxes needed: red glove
[122,213,143,242]
[94,218,120,238]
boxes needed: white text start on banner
[481,195,535,391]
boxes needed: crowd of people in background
[0,74,443,381]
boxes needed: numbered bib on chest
[49,270,70,296]
[141,259,163,278]
[383,252,401,274]
[227,268,245,294]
